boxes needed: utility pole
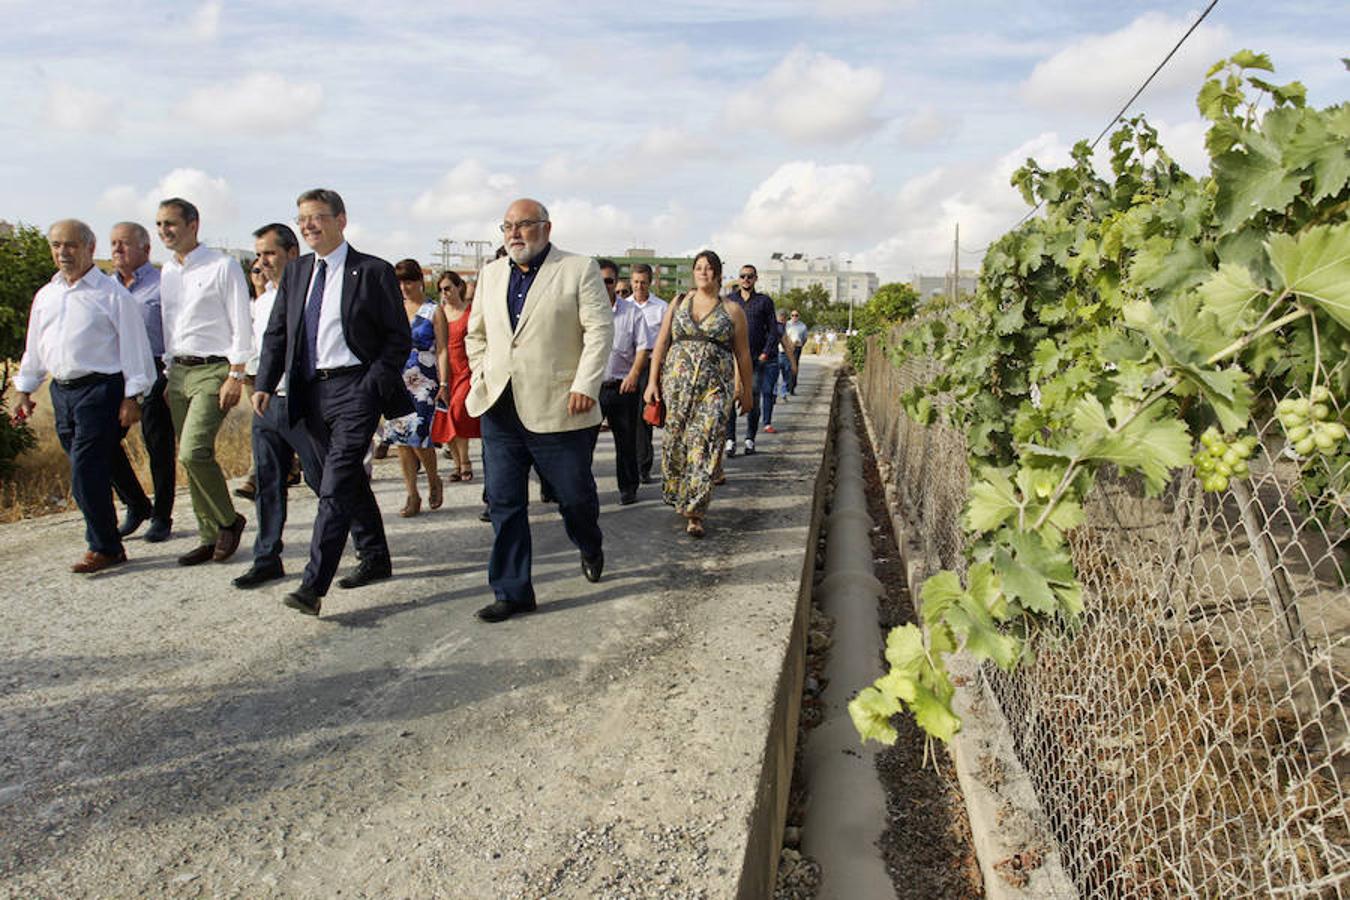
[951,222,959,304]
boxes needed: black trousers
[300,371,390,595]
[252,394,325,566]
[51,374,124,556]
[635,363,654,478]
[599,380,641,496]
[110,362,174,522]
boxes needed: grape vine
[851,52,1350,745]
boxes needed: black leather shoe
[283,585,322,616]
[475,597,536,623]
[144,517,172,543]
[619,491,637,506]
[639,473,655,484]
[177,544,215,566]
[118,506,152,538]
[233,560,285,589]
[232,480,256,501]
[479,506,492,523]
[581,550,604,583]
[337,556,392,589]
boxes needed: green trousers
[167,362,237,543]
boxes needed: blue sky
[1,1,1345,282]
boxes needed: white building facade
[758,253,878,306]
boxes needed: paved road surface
[0,356,839,899]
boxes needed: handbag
[643,398,666,428]
[430,403,454,444]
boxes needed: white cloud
[98,168,238,233]
[191,0,222,41]
[814,0,918,15]
[177,73,323,133]
[409,160,520,235]
[1021,13,1231,112]
[711,161,877,263]
[892,106,961,147]
[1153,117,1210,175]
[537,126,716,189]
[724,46,884,143]
[44,82,118,133]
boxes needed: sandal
[460,467,474,482]
[686,519,705,538]
[448,472,464,482]
[429,475,444,510]
[400,494,422,518]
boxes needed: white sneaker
[744,439,756,455]
[725,438,735,456]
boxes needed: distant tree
[774,284,847,331]
[0,223,51,473]
[846,282,922,371]
[0,223,54,370]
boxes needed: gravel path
[0,357,837,899]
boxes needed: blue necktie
[301,258,327,380]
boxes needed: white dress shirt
[606,297,655,381]
[15,268,157,398]
[307,241,361,369]
[248,284,289,394]
[631,293,668,339]
[160,243,252,365]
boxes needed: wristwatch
[133,393,146,407]
[227,370,246,382]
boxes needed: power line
[959,0,1222,257]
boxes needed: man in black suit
[253,188,413,616]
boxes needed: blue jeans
[777,352,792,398]
[482,387,602,603]
[727,359,770,443]
[251,395,326,566]
[50,374,125,556]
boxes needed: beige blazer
[464,247,614,433]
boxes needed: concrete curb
[852,375,1077,900]
[799,378,894,899]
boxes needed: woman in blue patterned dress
[387,259,449,517]
[643,250,752,537]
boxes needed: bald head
[48,219,96,282]
[502,197,552,266]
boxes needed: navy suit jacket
[256,245,414,426]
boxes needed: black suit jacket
[256,245,414,426]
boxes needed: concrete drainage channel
[758,372,1076,899]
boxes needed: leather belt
[173,355,228,367]
[315,365,365,380]
[54,372,118,390]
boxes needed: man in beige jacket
[465,198,614,622]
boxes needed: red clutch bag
[642,399,666,428]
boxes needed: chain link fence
[858,327,1349,899]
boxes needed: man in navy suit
[253,188,413,616]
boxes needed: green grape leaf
[849,687,900,745]
[1073,396,1191,494]
[994,545,1058,614]
[966,467,1021,533]
[1268,223,1350,331]
[1198,262,1266,329]
[1282,111,1350,202]
[910,682,961,743]
[967,561,1006,619]
[1231,49,1274,72]
[1212,135,1305,233]
[884,622,928,674]
[919,571,965,625]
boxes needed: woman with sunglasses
[435,270,481,482]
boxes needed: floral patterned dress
[386,300,439,448]
[661,299,736,516]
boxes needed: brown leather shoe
[178,544,215,566]
[71,549,127,574]
[213,513,247,562]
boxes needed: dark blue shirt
[507,243,551,331]
[725,289,778,360]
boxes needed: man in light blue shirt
[597,259,653,505]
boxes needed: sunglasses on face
[603,277,616,285]
[740,274,756,280]
[251,267,262,274]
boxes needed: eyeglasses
[602,277,616,285]
[499,219,546,234]
[294,213,335,226]
[251,267,262,274]
[740,273,757,280]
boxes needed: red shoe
[764,424,777,433]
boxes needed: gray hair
[50,219,96,247]
[297,188,346,217]
[112,221,151,249]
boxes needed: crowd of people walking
[13,191,811,619]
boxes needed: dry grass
[0,381,256,523]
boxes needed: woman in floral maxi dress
[644,250,753,537]
[386,259,449,517]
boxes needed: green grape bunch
[1276,387,1347,460]
[1193,427,1258,493]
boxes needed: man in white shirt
[13,220,156,573]
[233,222,326,589]
[784,309,808,395]
[596,259,653,505]
[156,197,251,567]
[627,264,667,484]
